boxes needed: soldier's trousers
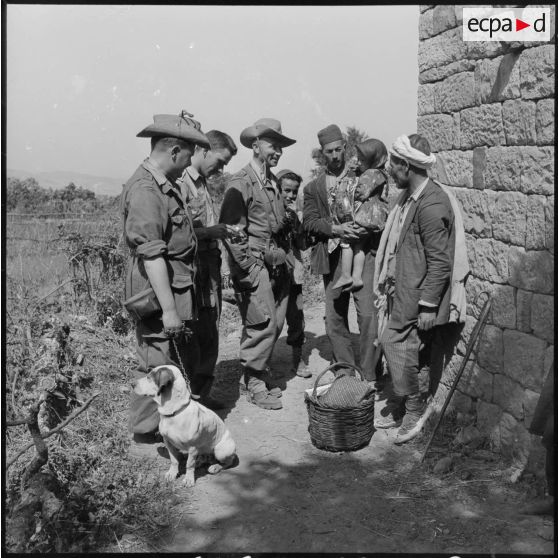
[235,264,290,373]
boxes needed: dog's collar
[159,400,191,417]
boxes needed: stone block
[491,191,527,246]
[434,151,474,188]
[453,113,461,149]
[472,147,487,189]
[516,289,533,332]
[493,374,526,421]
[525,195,547,250]
[418,28,467,73]
[477,324,504,375]
[530,293,554,343]
[458,313,478,353]
[419,8,434,40]
[509,247,554,294]
[438,72,476,113]
[499,412,530,460]
[474,54,521,104]
[417,114,456,151]
[476,400,502,436]
[503,330,547,391]
[449,390,473,414]
[536,99,555,145]
[520,45,555,100]
[460,105,506,149]
[545,196,554,253]
[465,276,493,321]
[420,5,433,13]
[453,188,491,236]
[467,41,507,61]
[482,147,522,191]
[490,284,516,330]
[467,237,510,284]
[523,389,542,429]
[433,5,458,35]
[460,363,493,401]
[417,83,438,115]
[502,100,537,146]
[520,146,554,195]
[420,59,476,84]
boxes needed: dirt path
[143,303,553,554]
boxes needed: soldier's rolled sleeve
[125,185,169,259]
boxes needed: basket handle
[311,361,363,399]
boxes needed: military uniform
[121,158,198,434]
[177,165,222,395]
[219,162,290,380]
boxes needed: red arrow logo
[516,18,530,31]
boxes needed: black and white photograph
[3,3,555,555]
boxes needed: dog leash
[164,324,199,399]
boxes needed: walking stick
[419,291,492,463]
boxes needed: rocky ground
[108,302,554,554]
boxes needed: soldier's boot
[245,370,282,410]
[291,346,311,378]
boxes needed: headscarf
[390,134,436,169]
[355,138,388,170]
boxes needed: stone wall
[416,5,554,462]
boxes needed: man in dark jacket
[303,124,384,385]
[219,118,296,410]
[374,133,455,444]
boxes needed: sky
[6,5,419,182]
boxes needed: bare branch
[6,417,30,427]
[7,392,102,470]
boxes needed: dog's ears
[153,366,175,396]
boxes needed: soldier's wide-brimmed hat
[240,118,296,149]
[137,110,210,148]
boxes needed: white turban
[389,135,436,169]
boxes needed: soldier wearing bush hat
[121,110,208,456]
[219,118,296,410]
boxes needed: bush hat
[240,118,296,149]
[137,110,210,148]
[318,124,344,147]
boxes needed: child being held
[332,167,389,292]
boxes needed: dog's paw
[207,464,223,475]
[164,468,178,482]
[182,474,195,488]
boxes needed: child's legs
[339,244,354,279]
[351,243,365,280]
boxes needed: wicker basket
[304,362,375,452]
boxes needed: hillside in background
[7,169,125,197]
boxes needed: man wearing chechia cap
[303,124,383,387]
[374,133,468,444]
[121,111,210,455]
[219,118,296,410]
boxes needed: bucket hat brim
[137,113,210,148]
[240,119,296,149]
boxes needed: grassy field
[4,212,324,552]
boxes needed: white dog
[134,365,237,487]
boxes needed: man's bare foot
[351,278,364,291]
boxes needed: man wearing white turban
[373,133,457,444]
